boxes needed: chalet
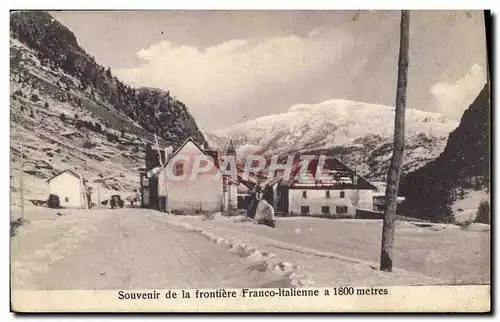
[46,169,91,208]
[271,156,376,217]
[142,137,239,213]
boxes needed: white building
[154,137,238,213]
[272,156,376,217]
[46,169,90,208]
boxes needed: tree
[475,200,490,224]
[380,10,410,272]
[44,101,49,109]
[30,94,40,102]
[75,120,84,129]
[458,186,466,200]
[59,113,66,122]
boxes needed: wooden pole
[154,134,171,214]
[380,10,410,272]
[78,170,89,209]
[96,180,101,207]
[20,139,24,220]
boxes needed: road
[11,207,489,290]
[11,208,285,290]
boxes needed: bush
[94,123,102,133]
[83,140,96,149]
[106,132,118,142]
[475,200,490,224]
[44,102,49,109]
[10,217,29,237]
[457,219,473,230]
[30,94,40,102]
[75,120,84,129]
[59,113,66,122]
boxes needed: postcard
[10,10,490,313]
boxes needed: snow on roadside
[11,208,109,289]
[158,213,445,287]
[158,217,315,287]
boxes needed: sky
[50,10,488,130]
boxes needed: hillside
[10,11,206,205]
[206,99,458,180]
[399,83,490,222]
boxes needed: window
[174,162,184,176]
[301,206,310,214]
[321,206,330,214]
[340,191,345,198]
[326,191,330,198]
[199,160,209,168]
[302,191,307,198]
[65,197,69,203]
[336,206,348,214]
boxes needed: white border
[4,0,500,10]
[2,1,497,321]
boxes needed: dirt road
[10,208,285,290]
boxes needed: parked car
[110,195,124,209]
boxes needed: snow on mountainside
[10,38,145,205]
[9,11,206,206]
[206,100,459,180]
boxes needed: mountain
[10,11,206,204]
[399,83,490,222]
[206,99,458,180]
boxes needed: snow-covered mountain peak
[206,99,459,180]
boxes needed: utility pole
[19,139,24,220]
[77,169,89,209]
[154,134,171,214]
[95,178,101,207]
[380,10,410,272]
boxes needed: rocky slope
[399,83,490,222]
[10,11,206,205]
[206,99,459,180]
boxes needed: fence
[355,209,428,222]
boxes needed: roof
[237,175,257,189]
[226,139,236,154]
[277,155,376,190]
[46,169,88,184]
[152,137,221,178]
